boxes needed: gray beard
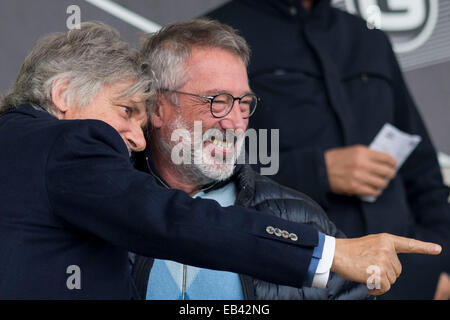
[154,114,244,186]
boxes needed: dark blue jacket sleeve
[45,120,320,288]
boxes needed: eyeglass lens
[211,93,257,118]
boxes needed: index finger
[368,150,397,168]
[392,235,442,255]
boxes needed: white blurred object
[438,152,450,188]
[84,0,161,33]
[362,123,422,202]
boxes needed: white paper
[362,123,422,202]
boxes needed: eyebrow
[113,98,145,110]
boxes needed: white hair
[2,22,154,116]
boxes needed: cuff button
[289,233,298,241]
[274,228,282,237]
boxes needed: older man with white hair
[132,19,442,300]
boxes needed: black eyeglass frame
[161,89,259,119]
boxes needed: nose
[219,101,248,132]
[124,123,147,152]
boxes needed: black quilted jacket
[131,164,370,300]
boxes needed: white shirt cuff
[311,235,336,288]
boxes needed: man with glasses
[131,19,437,300]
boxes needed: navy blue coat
[207,0,450,299]
[0,105,319,299]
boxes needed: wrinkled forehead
[182,47,250,94]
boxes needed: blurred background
[0,0,448,181]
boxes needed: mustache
[202,128,245,144]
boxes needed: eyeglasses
[162,89,258,119]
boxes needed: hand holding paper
[325,123,420,199]
[325,145,397,197]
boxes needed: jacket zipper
[182,264,187,300]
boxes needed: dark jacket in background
[132,162,370,300]
[0,105,321,299]
[207,0,450,299]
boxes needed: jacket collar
[234,164,256,208]
[1,104,55,119]
[138,148,255,203]
[139,148,236,192]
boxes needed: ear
[51,79,70,116]
[149,95,166,129]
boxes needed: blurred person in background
[207,0,450,299]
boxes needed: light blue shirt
[146,182,244,300]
